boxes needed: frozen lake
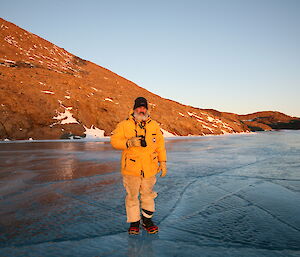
[0,131,300,257]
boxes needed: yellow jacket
[110,110,167,178]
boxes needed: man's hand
[157,161,167,177]
[126,137,142,148]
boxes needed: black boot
[128,220,140,235]
[141,209,159,234]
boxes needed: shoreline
[0,131,261,144]
[3,129,299,144]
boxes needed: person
[110,97,167,235]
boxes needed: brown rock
[0,18,299,141]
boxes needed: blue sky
[1,0,299,116]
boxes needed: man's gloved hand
[157,161,167,177]
[126,137,142,148]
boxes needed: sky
[1,0,299,117]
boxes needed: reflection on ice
[0,131,299,256]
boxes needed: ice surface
[0,130,299,256]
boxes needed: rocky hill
[1,18,299,140]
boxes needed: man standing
[110,97,167,235]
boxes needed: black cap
[133,97,148,110]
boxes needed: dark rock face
[271,120,300,130]
[0,18,299,140]
[238,112,300,132]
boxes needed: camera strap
[134,121,146,137]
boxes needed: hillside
[1,18,299,140]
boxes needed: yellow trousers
[122,174,158,223]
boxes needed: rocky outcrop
[0,18,299,140]
[238,112,300,131]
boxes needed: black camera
[139,135,147,147]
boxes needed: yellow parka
[110,110,167,178]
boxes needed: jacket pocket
[151,152,159,172]
[124,155,140,173]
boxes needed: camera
[139,135,147,147]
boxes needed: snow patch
[0,58,16,64]
[201,124,213,132]
[161,129,177,137]
[221,129,230,134]
[187,112,203,121]
[207,116,215,122]
[84,125,106,139]
[41,90,54,94]
[4,35,19,47]
[214,119,234,131]
[52,109,79,124]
